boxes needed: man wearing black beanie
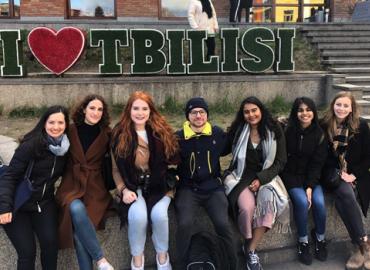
[174,97,238,269]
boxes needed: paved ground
[264,256,347,270]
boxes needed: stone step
[322,60,370,68]
[300,24,370,31]
[318,43,370,50]
[330,67,370,74]
[310,36,370,43]
[358,99,370,114]
[303,31,370,37]
[363,95,370,101]
[321,50,370,57]
[362,115,370,123]
[346,76,370,84]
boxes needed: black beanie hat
[185,97,209,119]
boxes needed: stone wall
[0,73,328,113]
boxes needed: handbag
[321,166,341,190]
[13,160,35,213]
[102,151,116,191]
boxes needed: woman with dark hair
[111,91,179,270]
[188,0,219,60]
[56,94,114,270]
[321,91,370,270]
[0,105,70,270]
[224,96,287,270]
[281,97,328,265]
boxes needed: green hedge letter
[275,28,295,72]
[0,30,24,77]
[166,30,186,74]
[187,30,219,74]
[131,29,166,74]
[220,28,240,73]
[240,27,274,73]
[90,29,128,74]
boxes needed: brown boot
[361,239,370,270]
[346,244,364,270]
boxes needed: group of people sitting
[0,90,369,270]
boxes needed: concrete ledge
[1,195,370,269]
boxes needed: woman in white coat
[188,0,219,60]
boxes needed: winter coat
[322,119,370,216]
[188,0,219,35]
[112,127,179,223]
[176,122,226,193]
[56,124,112,249]
[0,137,67,214]
[281,124,327,190]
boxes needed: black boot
[297,242,312,265]
[311,229,328,261]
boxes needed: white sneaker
[131,255,144,270]
[156,253,172,270]
[97,261,114,270]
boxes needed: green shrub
[266,95,292,116]
[159,96,183,114]
[8,105,48,118]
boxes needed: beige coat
[188,0,219,35]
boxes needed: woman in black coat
[321,91,370,270]
[0,106,70,270]
[281,97,328,265]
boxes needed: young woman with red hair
[111,91,179,270]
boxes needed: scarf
[48,134,70,156]
[333,124,349,172]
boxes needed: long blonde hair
[322,91,360,141]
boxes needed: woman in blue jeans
[56,95,114,270]
[111,91,179,270]
[281,97,328,265]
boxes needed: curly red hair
[112,91,178,159]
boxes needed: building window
[160,0,188,19]
[0,0,20,18]
[252,0,325,22]
[68,0,115,18]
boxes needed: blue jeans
[128,189,171,256]
[69,199,104,270]
[288,185,326,241]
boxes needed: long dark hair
[228,96,282,140]
[287,97,320,129]
[21,105,69,156]
[71,94,110,128]
[200,0,213,18]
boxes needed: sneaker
[131,255,144,270]
[246,250,263,270]
[156,253,172,270]
[97,261,114,270]
[297,242,312,265]
[311,229,328,261]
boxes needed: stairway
[300,24,370,122]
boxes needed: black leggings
[332,181,366,245]
[205,37,215,60]
[3,200,58,270]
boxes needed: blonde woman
[321,91,370,270]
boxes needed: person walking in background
[321,91,370,270]
[281,97,328,265]
[56,95,114,270]
[111,91,179,270]
[188,0,219,60]
[175,97,238,269]
[0,106,70,270]
[224,96,288,270]
[230,0,253,23]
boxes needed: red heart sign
[28,27,85,75]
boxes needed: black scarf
[333,123,349,171]
[200,0,213,18]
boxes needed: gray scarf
[48,134,70,156]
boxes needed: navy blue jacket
[176,123,226,193]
